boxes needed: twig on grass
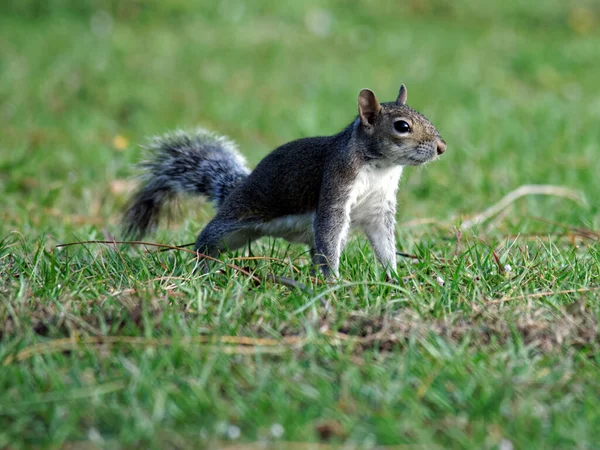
[57,239,245,267]
[155,241,195,252]
[396,250,450,266]
[396,251,420,260]
[56,240,312,293]
[460,184,585,230]
[157,242,303,273]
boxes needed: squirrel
[122,84,446,278]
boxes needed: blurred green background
[2,0,599,241]
[2,2,600,447]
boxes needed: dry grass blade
[398,217,439,228]
[531,216,600,240]
[460,185,586,229]
[490,287,600,304]
[3,330,387,366]
[3,335,307,365]
[492,250,505,274]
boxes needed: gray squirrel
[122,84,446,278]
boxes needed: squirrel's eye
[393,120,411,134]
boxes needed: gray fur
[122,129,250,238]
[121,85,446,278]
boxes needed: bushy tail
[122,129,250,238]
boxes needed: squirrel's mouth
[403,149,439,166]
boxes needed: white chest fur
[347,165,403,225]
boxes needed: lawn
[1,1,600,448]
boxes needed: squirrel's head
[357,84,446,166]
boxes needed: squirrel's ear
[358,89,382,126]
[396,84,408,105]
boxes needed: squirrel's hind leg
[193,218,258,273]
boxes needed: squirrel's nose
[436,139,446,155]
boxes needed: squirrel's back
[220,125,356,221]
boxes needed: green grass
[1,1,600,448]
